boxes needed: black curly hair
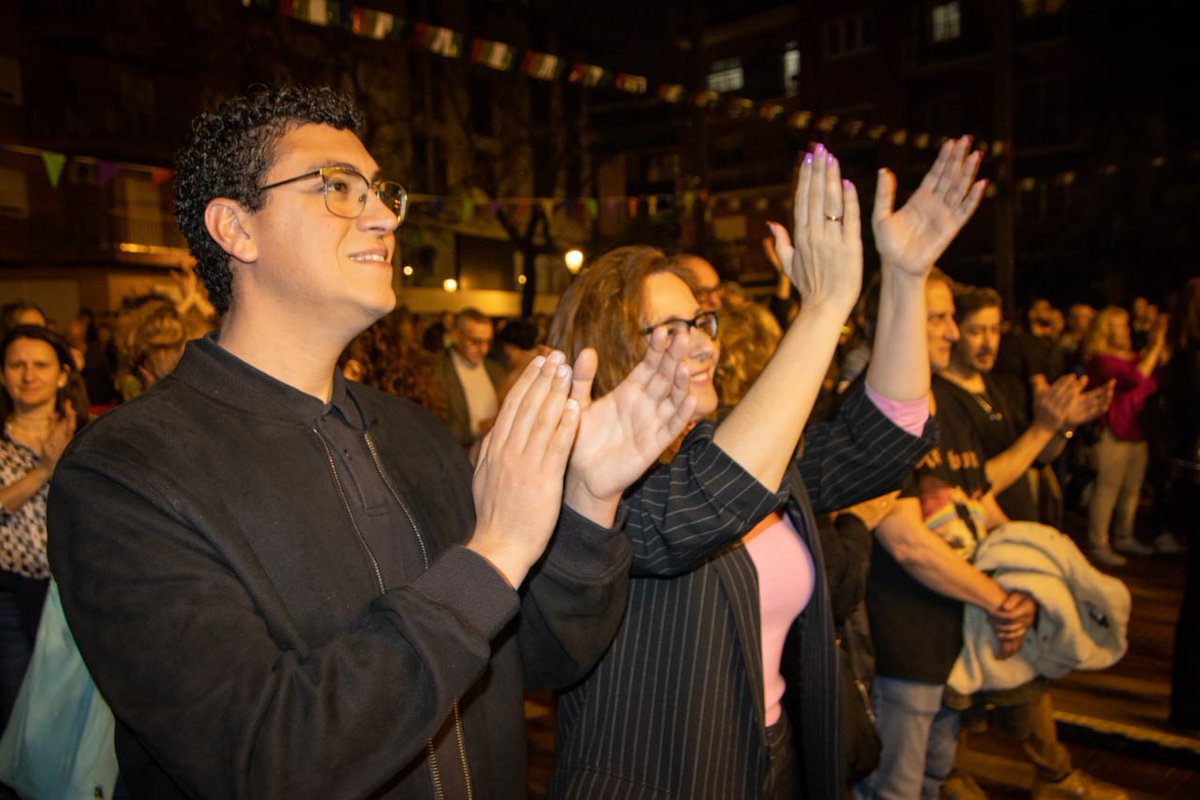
[173,85,363,314]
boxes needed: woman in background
[1082,305,1166,566]
[0,326,76,730]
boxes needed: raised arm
[869,136,986,401]
[717,145,863,491]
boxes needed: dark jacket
[47,336,632,799]
[436,350,506,449]
[550,385,935,800]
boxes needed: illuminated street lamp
[443,278,458,292]
[564,249,584,273]
[402,265,414,276]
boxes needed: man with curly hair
[47,85,694,798]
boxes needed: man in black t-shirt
[857,272,1038,800]
[938,286,1111,524]
[935,285,1126,800]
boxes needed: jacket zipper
[313,429,385,594]
[363,431,474,800]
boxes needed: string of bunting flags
[2,139,1189,228]
[243,0,1008,154]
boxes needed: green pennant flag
[41,150,66,187]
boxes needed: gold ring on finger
[825,212,843,222]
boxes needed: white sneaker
[1155,531,1187,555]
[1113,537,1154,556]
[1090,546,1127,568]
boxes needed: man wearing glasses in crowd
[47,86,694,798]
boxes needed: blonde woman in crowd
[1082,305,1167,566]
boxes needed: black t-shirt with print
[935,372,1039,521]
[867,375,992,683]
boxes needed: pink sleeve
[864,382,930,437]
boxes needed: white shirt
[450,349,498,436]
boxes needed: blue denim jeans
[854,675,960,800]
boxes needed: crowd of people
[0,83,1196,800]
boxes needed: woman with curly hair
[546,138,984,799]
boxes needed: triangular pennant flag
[352,7,397,38]
[816,115,838,133]
[647,196,659,216]
[98,161,119,187]
[584,198,598,220]
[787,111,812,129]
[605,197,619,215]
[411,21,461,55]
[522,52,562,81]
[540,199,555,220]
[470,38,514,71]
[726,97,755,117]
[614,73,648,94]
[759,103,785,121]
[627,197,638,218]
[462,196,475,219]
[41,151,67,188]
[683,192,695,215]
[488,199,500,217]
[569,62,609,87]
[150,167,172,187]
[305,0,328,26]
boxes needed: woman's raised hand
[768,144,863,317]
[872,135,986,278]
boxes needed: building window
[823,14,875,60]
[707,57,744,93]
[1020,0,1066,18]
[783,41,801,97]
[931,1,962,42]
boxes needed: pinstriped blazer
[549,385,935,800]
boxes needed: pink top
[744,512,813,726]
[864,382,930,437]
[746,385,928,726]
[1087,353,1157,441]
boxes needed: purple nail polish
[827,153,835,165]
[803,153,813,166]
[815,143,826,156]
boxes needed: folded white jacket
[948,521,1130,695]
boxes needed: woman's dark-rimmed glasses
[640,311,719,341]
